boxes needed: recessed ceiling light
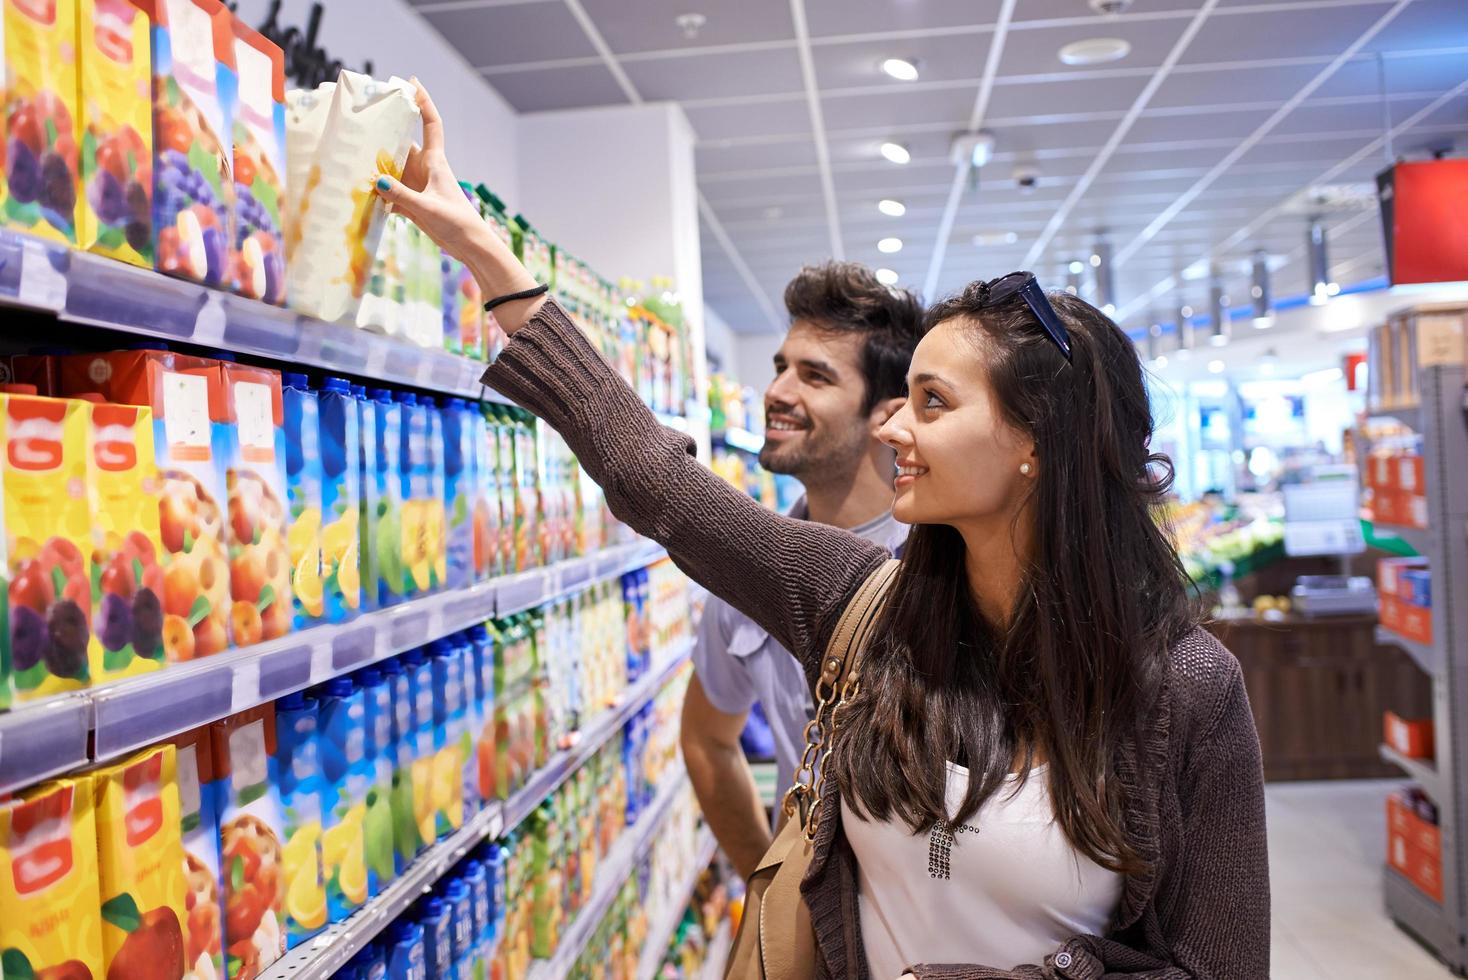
[875,268,899,286]
[1058,37,1131,66]
[881,58,919,81]
[878,237,903,254]
[1208,359,1226,374]
[880,141,911,165]
[1068,260,1085,274]
[878,198,906,217]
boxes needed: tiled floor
[1269,780,1453,978]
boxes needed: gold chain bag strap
[725,559,901,980]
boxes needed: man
[681,261,922,878]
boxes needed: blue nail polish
[376,176,391,191]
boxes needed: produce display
[1158,499,1284,586]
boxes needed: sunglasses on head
[973,271,1073,363]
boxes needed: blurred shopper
[382,81,1269,980]
[680,262,920,879]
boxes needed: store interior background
[28,0,1468,976]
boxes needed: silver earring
[1020,462,1033,476]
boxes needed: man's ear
[870,396,906,435]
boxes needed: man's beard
[758,423,869,479]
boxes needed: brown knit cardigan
[484,301,1270,980]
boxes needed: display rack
[1373,361,1468,971]
[711,427,764,455]
[261,643,694,979]
[636,829,719,980]
[0,540,667,793]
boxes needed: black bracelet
[484,283,549,312]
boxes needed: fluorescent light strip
[790,0,845,259]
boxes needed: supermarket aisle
[1269,780,1450,978]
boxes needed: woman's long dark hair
[832,285,1195,875]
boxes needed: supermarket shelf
[1385,866,1456,964]
[1369,405,1424,431]
[503,637,694,833]
[1377,625,1442,677]
[637,828,719,980]
[700,921,734,980]
[0,540,668,794]
[530,770,690,980]
[712,427,764,454]
[1374,521,1432,556]
[261,799,507,980]
[1380,743,1443,801]
[0,226,503,401]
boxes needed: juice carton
[386,919,426,980]
[423,397,448,590]
[492,617,536,799]
[228,19,285,304]
[316,676,370,922]
[272,692,327,946]
[419,896,452,980]
[354,666,397,894]
[59,348,233,658]
[469,403,496,582]
[142,0,238,287]
[528,802,562,959]
[441,250,483,358]
[442,876,473,974]
[92,744,189,979]
[220,363,293,644]
[171,726,225,980]
[379,658,419,871]
[396,393,430,598]
[488,406,516,574]
[463,858,491,972]
[467,624,496,802]
[210,704,287,977]
[452,632,483,822]
[356,212,403,337]
[4,394,98,698]
[369,389,405,608]
[318,378,362,621]
[343,945,387,980]
[87,401,168,682]
[77,0,155,265]
[281,374,323,626]
[2,0,82,244]
[402,648,438,851]
[352,384,379,613]
[0,777,104,979]
[427,638,468,837]
[441,397,474,591]
[511,409,541,570]
[281,81,331,268]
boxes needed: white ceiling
[410,0,1468,336]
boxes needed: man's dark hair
[783,262,923,413]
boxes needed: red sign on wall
[1378,159,1468,286]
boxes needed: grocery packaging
[420,896,453,980]
[356,665,398,894]
[172,726,225,980]
[356,211,403,336]
[2,0,82,243]
[86,401,169,682]
[354,384,381,613]
[369,389,405,608]
[441,247,484,357]
[442,877,473,973]
[386,919,426,980]
[380,657,419,869]
[144,0,238,287]
[78,0,155,265]
[272,691,327,946]
[4,393,98,699]
[424,397,448,589]
[441,397,474,591]
[229,18,286,304]
[428,638,469,838]
[402,648,438,850]
[319,378,362,620]
[397,392,434,597]
[286,70,418,324]
[343,945,387,980]
[488,406,515,575]
[317,676,371,922]
[281,374,323,626]
[281,81,331,264]
[493,616,539,799]
[468,624,497,802]
[511,408,541,571]
[221,363,293,644]
[60,348,234,659]
[210,704,287,978]
[470,402,497,581]
[0,777,104,979]
[92,744,189,980]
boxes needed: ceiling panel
[985,74,1152,118]
[810,33,994,89]
[485,64,628,113]
[804,0,1005,39]
[624,48,804,100]
[1152,63,1325,109]
[996,16,1190,75]
[579,0,795,54]
[821,86,979,129]
[1315,50,1468,100]
[1177,3,1395,66]
[422,4,594,67]
[1124,107,1276,143]
[1273,96,1436,137]
[683,99,812,142]
[1359,0,1468,52]
[697,137,820,175]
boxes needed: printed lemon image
[321,511,361,613]
[286,507,323,620]
[281,824,326,935]
[401,500,432,594]
[322,807,368,911]
[426,503,447,588]
[410,757,436,845]
[375,503,405,601]
[363,788,396,887]
[432,746,464,837]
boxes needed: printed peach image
[219,814,284,980]
[226,473,292,644]
[182,852,221,980]
[159,472,224,557]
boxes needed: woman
[377,81,1269,979]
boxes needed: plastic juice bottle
[386,919,428,980]
[422,396,449,590]
[485,406,515,573]
[369,388,404,608]
[229,17,287,304]
[316,676,370,921]
[345,944,389,980]
[514,409,542,569]
[0,776,105,978]
[1,0,82,244]
[318,377,362,620]
[379,657,420,870]
[463,858,491,974]
[467,624,496,803]
[353,384,380,612]
[468,402,495,582]
[441,397,474,591]
[444,877,473,972]
[453,633,483,823]
[171,726,224,980]
[281,373,323,627]
[419,896,454,980]
[355,666,397,894]
[272,691,327,946]
[529,802,562,959]
[402,647,437,853]
[427,638,467,838]
[396,392,429,597]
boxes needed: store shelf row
[636,829,720,980]
[0,539,668,794]
[1374,521,1434,556]
[0,226,503,401]
[1385,865,1453,956]
[529,770,691,980]
[1380,743,1443,802]
[260,641,694,979]
[1376,625,1442,678]
[711,427,764,454]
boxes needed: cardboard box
[1378,557,1428,601]
[1385,711,1434,760]
[1380,594,1434,646]
[1410,846,1444,902]
[1397,454,1425,494]
[1406,494,1429,529]
[1401,569,1432,608]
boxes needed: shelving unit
[636,829,719,980]
[1372,360,1468,972]
[0,540,667,793]
[1378,624,1443,677]
[711,427,764,455]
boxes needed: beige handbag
[724,559,901,980]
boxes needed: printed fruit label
[229,26,284,304]
[2,0,82,244]
[174,732,225,980]
[355,396,379,613]
[470,407,497,582]
[281,386,323,626]
[442,403,474,592]
[360,678,396,894]
[273,700,327,946]
[371,400,404,608]
[222,370,293,646]
[318,387,361,622]
[318,690,370,921]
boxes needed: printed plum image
[152,98,232,287]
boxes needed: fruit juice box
[353,384,380,613]
[356,212,403,337]
[92,744,189,979]
[281,81,330,266]
[0,776,104,979]
[280,374,323,627]
[463,858,491,972]
[318,378,362,621]
[1,0,81,244]
[528,803,561,959]
[272,692,327,947]
[343,945,387,980]
[86,400,168,683]
[427,638,468,837]
[467,624,496,802]
[3,394,98,699]
[469,404,496,582]
[491,617,533,799]
[441,397,474,592]
[316,676,370,922]
[441,250,483,358]
[171,726,225,980]
[228,18,285,304]
[442,876,473,974]
[451,632,482,822]
[419,895,452,980]
[402,648,438,853]
[368,389,403,608]
[77,0,155,265]
[511,408,542,570]
[220,363,293,645]
[396,393,430,598]
[386,919,426,980]
[423,397,448,589]
[354,666,397,895]
[379,657,419,871]
[60,348,234,659]
[209,704,287,977]
[142,0,237,287]
[488,406,515,574]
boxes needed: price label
[18,239,66,309]
[310,641,334,683]
[194,292,227,345]
[365,343,388,378]
[231,661,261,713]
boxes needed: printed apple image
[0,950,94,980]
[100,893,185,980]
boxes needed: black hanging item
[249,2,374,90]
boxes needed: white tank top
[840,762,1123,977]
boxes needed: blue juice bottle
[273,691,328,946]
[387,919,428,980]
[419,896,454,980]
[486,840,508,946]
[371,388,405,607]
[317,675,371,921]
[397,391,432,598]
[281,372,324,628]
[441,397,475,591]
[319,377,363,621]
[463,857,492,972]
[443,876,474,973]
[357,666,398,894]
[354,383,380,613]
[403,647,438,853]
[380,657,420,869]
[344,943,388,980]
